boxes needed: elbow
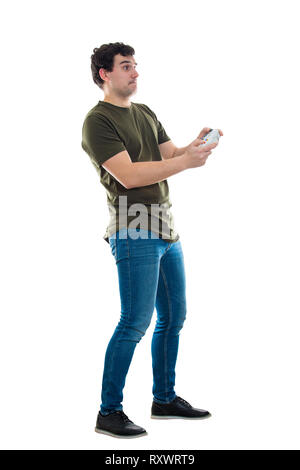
[124,172,136,189]
[123,162,136,189]
[125,180,136,190]
[123,178,134,190]
[126,175,140,189]
[118,167,136,189]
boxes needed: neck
[102,93,132,108]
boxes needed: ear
[99,67,108,82]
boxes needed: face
[100,54,139,98]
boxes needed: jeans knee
[176,308,187,332]
[117,323,149,343]
[173,319,185,335]
[178,305,187,327]
[154,308,186,335]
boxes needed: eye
[123,65,137,71]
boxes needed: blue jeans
[100,227,187,415]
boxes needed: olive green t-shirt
[81,100,180,244]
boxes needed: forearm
[173,146,189,158]
[129,155,187,189]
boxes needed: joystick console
[201,129,220,148]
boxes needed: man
[81,42,223,439]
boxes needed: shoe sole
[151,414,212,420]
[95,428,148,439]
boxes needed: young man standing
[81,42,223,439]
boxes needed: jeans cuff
[153,394,176,404]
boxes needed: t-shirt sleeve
[81,113,126,169]
[142,104,171,145]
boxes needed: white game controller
[201,129,220,148]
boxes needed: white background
[1,0,299,450]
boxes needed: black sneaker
[95,410,147,438]
[151,396,211,419]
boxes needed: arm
[102,149,187,189]
[130,156,187,188]
[159,128,224,159]
[173,146,189,157]
[102,139,217,189]
[159,140,189,160]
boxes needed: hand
[183,138,218,170]
[197,127,224,140]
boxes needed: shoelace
[176,396,193,408]
[115,410,132,423]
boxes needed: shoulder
[83,102,108,119]
[82,104,114,129]
[133,103,158,122]
[134,102,153,113]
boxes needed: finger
[199,127,212,138]
[202,142,217,150]
[195,138,205,145]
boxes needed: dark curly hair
[91,42,135,90]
